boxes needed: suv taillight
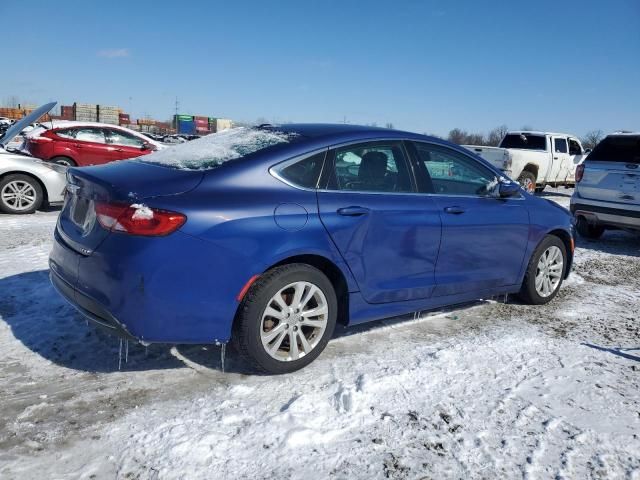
[575,164,585,183]
[95,202,186,236]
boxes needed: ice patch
[130,204,153,220]
[139,127,294,170]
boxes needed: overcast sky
[1,0,638,137]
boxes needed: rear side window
[554,138,568,154]
[55,129,76,139]
[587,135,640,163]
[500,134,547,151]
[276,151,325,189]
[75,128,106,144]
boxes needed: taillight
[95,202,186,236]
[575,164,585,183]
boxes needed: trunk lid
[57,160,204,255]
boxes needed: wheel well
[522,164,539,178]
[548,229,573,278]
[0,171,48,206]
[271,254,350,325]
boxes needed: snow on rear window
[138,127,295,170]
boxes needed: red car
[24,122,161,166]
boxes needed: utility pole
[174,97,179,132]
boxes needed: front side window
[411,142,497,196]
[328,142,412,193]
[554,138,568,153]
[276,151,325,189]
[108,129,144,147]
[568,138,582,155]
[74,128,106,144]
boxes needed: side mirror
[141,142,155,151]
[498,180,522,198]
[584,148,592,155]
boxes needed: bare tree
[447,128,468,145]
[520,125,535,131]
[581,129,605,150]
[486,125,509,146]
[465,133,485,145]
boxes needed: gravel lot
[1,188,639,479]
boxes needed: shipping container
[177,120,195,135]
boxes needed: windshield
[587,135,640,163]
[138,127,296,170]
[500,134,547,151]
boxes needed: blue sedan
[49,124,574,373]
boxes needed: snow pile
[139,127,294,170]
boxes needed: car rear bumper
[570,201,640,230]
[49,223,246,344]
[50,265,137,340]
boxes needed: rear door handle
[337,206,370,216]
[444,206,465,215]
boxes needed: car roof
[506,130,577,138]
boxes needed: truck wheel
[517,171,537,194]
[233,263,337,374]
[517,235,567,305]
[575,216,604,239]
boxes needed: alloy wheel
[1,180,37,211]
[260,281,328,362]
[535,245,563,297]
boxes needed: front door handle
[444,206,465,215]
[337,206,370,216]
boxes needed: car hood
[0,102,56,148]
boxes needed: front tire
[0,174,44,214]
[517,235,567,305]
[233,264,337,374]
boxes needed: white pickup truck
[464,131,587,193]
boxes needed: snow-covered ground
[1,188,639,479]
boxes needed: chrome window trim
[269,147,329,192]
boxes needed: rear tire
[575,216,605,239]
[517,171,537,194]
[0,174,43,214]
[51,156,77,167]
[517,235,567,305]
[233,263,337,374]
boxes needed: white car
[0,102,67,214]
[0,117,14,126]
[464,131,587,193]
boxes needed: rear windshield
[139,127,297,170]
[499,134,547,151]
[587,135,640,163]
